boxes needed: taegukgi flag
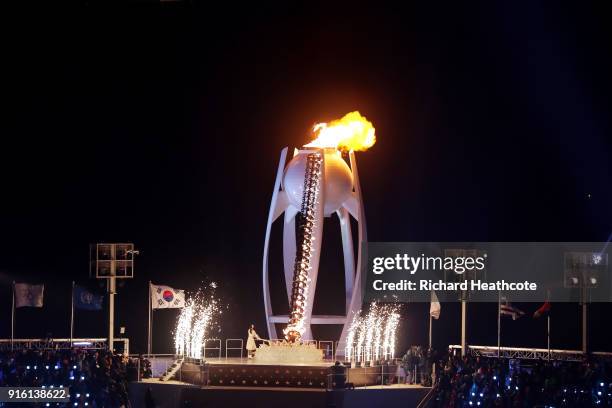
[151,284,185,309]
[14,283,44,308]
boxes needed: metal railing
[225,338,244,359]
[134,354,176,378]
[448,344,612,361]
[318,340,334,359]
[0,338,130,354]
[203,338,222,359]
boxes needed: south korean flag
[151,284,185,309]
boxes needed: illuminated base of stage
[182,360,331,388]
[130,378,431,408]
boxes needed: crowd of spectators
[425,351,612,407]
[0,347,151,408]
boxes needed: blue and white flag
[74,285,104,311]
[151,284,185,309]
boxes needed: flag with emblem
[74,285,104,311]
[150,284,185,309]
[14,283,44,308]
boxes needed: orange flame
[304,111,376,151]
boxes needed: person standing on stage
[246,324,261,359]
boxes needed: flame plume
[305,111,376,151]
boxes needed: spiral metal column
[283,152,323,342]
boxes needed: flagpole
[497,291,501,358]
[545,290,551,361]
[70,281,75,347]
[547,314,551,361]
[428,315,432,349]
[461,296,467,357]
[11,281,15,351]
[148,281,152,356]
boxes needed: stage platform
[179,359,403,388]
[129,379,431,408]
[181,360,331,388]
[129,357,431,407]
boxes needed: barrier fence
[168,338,339,361]
[135,354,176,378]
[0,338,130,355]
[225,338,244,358]
[202,338,222,359]
[318,340,334,359]
[449,344,612,362]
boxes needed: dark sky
[1,2,611,354]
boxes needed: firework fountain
[174,287,220,359]
[345,302,401,363]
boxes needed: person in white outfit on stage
[246,324,261,359]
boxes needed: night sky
[1,3,611,354]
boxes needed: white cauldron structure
[262,146,367,357]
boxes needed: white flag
[14,283,44,308]
[500,296,525,320]
[151,284,185,309]
[430,290,441,320]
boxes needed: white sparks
[175,302,193,357]
[174,290,220,359]
[345,302,401,362]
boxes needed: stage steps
[159,357,184,382]
[416,385,437,408]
